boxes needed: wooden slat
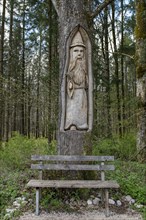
[31,164,115,171]
[31,155,114,162]
[27,179,119,189]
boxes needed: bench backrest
[31,155,115,181]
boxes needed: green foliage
[0,133,145,218]
[143,208,146,220]
[0,132,56,171]
[92,133,146,215]
[108,161,146,205]
[93,132,137,161]
[0,133,56,219]
[71,188,90,201]
[0,170,32,218]
[135,2,146,39]
[40,189,66,212]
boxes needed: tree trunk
[111,1,121,136]
[0,0,6,142]
[20,0,26,135]
[52,0,93,155]
[36,30,42,139]
[48,0,53,142]
[121,0,125,135]
[104,6,112,137]
[135,0,146,162]
[27,67,31,138]
[6,0,14,141]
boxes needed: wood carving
[60,26,93,132]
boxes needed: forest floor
[19,207,143,220]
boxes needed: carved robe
[65,58,88,130]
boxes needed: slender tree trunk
[13,103,17,132]
[20,0,26,135]
[6,0,14,141]
[48,0,52,142]
[27,67,31,138]
[13,23,22,134]
[36,31,42,138]
[121,0,125,135]
[111,1,121,136]
[0,0,6,142]
[104,6,111,137]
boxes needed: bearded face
[69,46,86,73]
[72,46,84,60]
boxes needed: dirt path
[19,209,143,220]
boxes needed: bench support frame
[36,187,40,216]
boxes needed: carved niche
[60,26,93,132]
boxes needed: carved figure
[65,31,88,130]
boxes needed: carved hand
[69,81,73,89]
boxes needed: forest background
[0,0,146,219]
[0,0,139,145]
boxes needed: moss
[135,1,146,39]
[136,64,146,78]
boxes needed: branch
[51,0,60,16]
[98,47,135,60]
[91,0,114,19]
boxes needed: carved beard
[69,57,86,86]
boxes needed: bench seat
[27,179,119,189]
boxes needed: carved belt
[74,87,85,89]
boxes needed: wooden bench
[27,155,119,217]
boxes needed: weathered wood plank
[27,179,120,189]
[31,164,115,171]
[31,155,114,161]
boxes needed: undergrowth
[92,132,137,161]
[0,132,146,219]
[0,133,56,219]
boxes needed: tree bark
[20,0,26,135]
[27,67,31,138]
[111,1,122,136]
[36,30,42,139]
[48,0,53,142]
[104,6,112,137]
[0,0,6,142]
[121,0,125,135]
[6,0,14,141]
[135,0,146,162]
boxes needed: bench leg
[101,189,104,204]
[36,187,40,215]
[105,189,109,217]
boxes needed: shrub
[92,132,137,161]
[108,161,146,205]
[0,133,56,171]
[0,133,57,218]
